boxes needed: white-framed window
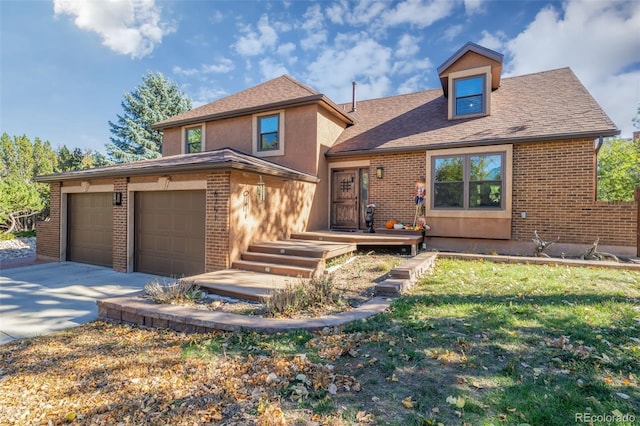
[252,110,285,157]
[447,65,492,120]
[182,124,205,154]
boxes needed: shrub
[265,275,340,316]
[144,278,205,305]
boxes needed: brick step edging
[98,294,391,334]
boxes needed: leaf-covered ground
[1,258,639,425]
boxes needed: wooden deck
[291,230,424,255]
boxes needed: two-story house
[36,42,637,277]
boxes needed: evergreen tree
[0,133,56,233]
[106,71,192,163]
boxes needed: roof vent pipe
[351,81,357,112]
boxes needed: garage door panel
[67,193,113,267]
[135,190,205,277]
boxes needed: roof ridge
[280,74,321,96]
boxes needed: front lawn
[1,259,638,425]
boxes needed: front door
[331,168,369,230]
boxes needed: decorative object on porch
[532,230,560,257]
[365,203,376,233]
[413,177,426,227]
[385,219,397,229]
[581,238,619,262]
[256,175,266,201]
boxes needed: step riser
[248,244,325,258]
[232,261,315,278]
[241,252,321,268]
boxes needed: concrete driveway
[0,262,159,345]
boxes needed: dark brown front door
[67,193,113,267]
[331,169,359,229]
[135,190,205,277]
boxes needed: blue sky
[1,0,639,153]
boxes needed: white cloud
[326,0,387,26]
[202,58,235,73]
[190,86,228,108]
[173,58,235,77]
[53,0,174,58]
[397,75,424,94]
[391,57,432,75]
[300,4,327,50]
[382,0,455,28]
[395,34,421,58]
[442,24,463,42]
[477,30,506,52]
[233,15,278,56]
[504,0,640,137]
[259,58,289,80]
[305,33,393,102]
[464,0,486,15]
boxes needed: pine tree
[106,71,192,163]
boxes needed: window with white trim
[253,110,285,157]
[433,152,504,209]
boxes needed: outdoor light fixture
[376,166,384,179]
[256,175,266,201]
[112,192,123,206]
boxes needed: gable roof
[327,67,619,157]
[153,75,353,130]
[437,42,504,75]
[36,148,319,183]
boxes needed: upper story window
[184,125,203,153]
[433,152,504,209]
[253,110,285,157]
[454,75,485,116]
[258,114,279,151]
[447,65,491,120]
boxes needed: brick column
[36,181,61,260]
[113,178,128,272]
[206,172,230,271]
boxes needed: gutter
[152,95,354,130]
[36,160,320,184]
[325,130,620,159]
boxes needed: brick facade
[35,182,61,260]
[205,172,231,271]
[368,152,426,229]
[112,178,128,272]
[511,139,636,246]
[363,139,636,248]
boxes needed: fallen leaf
[402,396,414,409]
[328,383,337,395]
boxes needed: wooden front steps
[231,239,357,279]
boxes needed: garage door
[67,193,113,267]
[135,190,205,277]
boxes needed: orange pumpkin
[385,219,397,229]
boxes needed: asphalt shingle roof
[153,75,351,129]
[36,148,318,183]
[327,67,619,156]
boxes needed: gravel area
[0,237,36,261]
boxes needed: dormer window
[253,110,285,157]
[183,124,205,153]
[447,65,492,120]
[454,75,485,116]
